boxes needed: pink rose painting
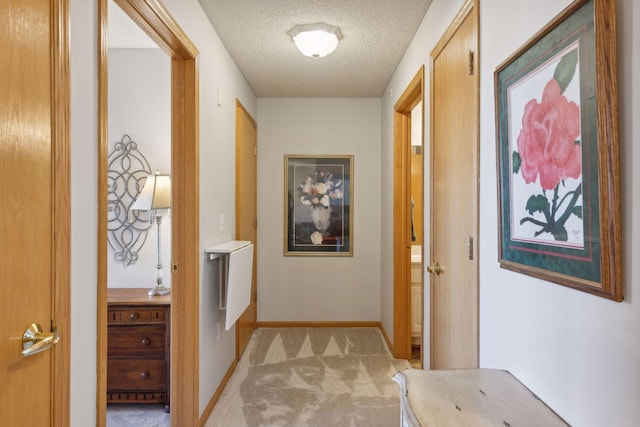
[512,48,583,243]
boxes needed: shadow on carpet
[205,327,410,427]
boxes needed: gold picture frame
[284,155,354,256]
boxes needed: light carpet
[106,403,170,427]
[205,327,410,427]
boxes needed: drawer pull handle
[141,371,150,379]
[141,337,150,346]
[129,312,139,320]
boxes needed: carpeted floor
[106,403,170,427]
[205,327,410,427]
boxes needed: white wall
[383,0,639,425]
[159,0,257,418]
[257,98,382,322]
[479,1,640,426]
[70,0,98,424]
[107,48,172,289]
[70,0,256,424]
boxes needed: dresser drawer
[108,325,166,357]
[107,359,165,391]
[107,289,170,409]
[109,308,166,323]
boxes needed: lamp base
[148,285,171,296]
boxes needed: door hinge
[253,146,257,156]
[468,50,475,75]
[254,218,258,229]
[468,236,474,260]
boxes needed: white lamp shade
[288,23,343,58]
[131,171,171,211]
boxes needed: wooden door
[429,0,479,369]
[0,0,70,425]
[235,100,258,359]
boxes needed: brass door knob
[22,323,60,357]
[427,262,444,276]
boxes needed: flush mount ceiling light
[288,23,343,58]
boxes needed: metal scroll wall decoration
[107,134,153,265]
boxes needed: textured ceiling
[197,0,433,98]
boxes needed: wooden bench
[393,368,569,426]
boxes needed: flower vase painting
[495,0,622,301]
[285,155,353,256]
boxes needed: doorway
[428,0,479,369]
[393,67,424,363]
[98,0,200,426]
[409,101,424,367]
[105,0,172,421]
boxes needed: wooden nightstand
[107,288,171,412]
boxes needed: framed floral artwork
[284,155,353,256]
[494,0,622,301]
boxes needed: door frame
[54,0,71,423]
[393,67,424,361]
[97,1,200,426]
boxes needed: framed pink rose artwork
[494,0,622,301]
[284,155,353,256]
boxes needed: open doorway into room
[98,0,200,426]
[104,1,172,423]
[393,67,424,366]
[409,101,424,367]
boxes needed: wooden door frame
[53,0,71,424]
[97,1,200,426]
[393,67,424,360]
[428,0,480,368]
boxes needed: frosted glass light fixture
[288,23,343,58]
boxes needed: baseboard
[198,358,238,427]
[378,322,394,354]
[257,321,382,328]
[256,321,397,354]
